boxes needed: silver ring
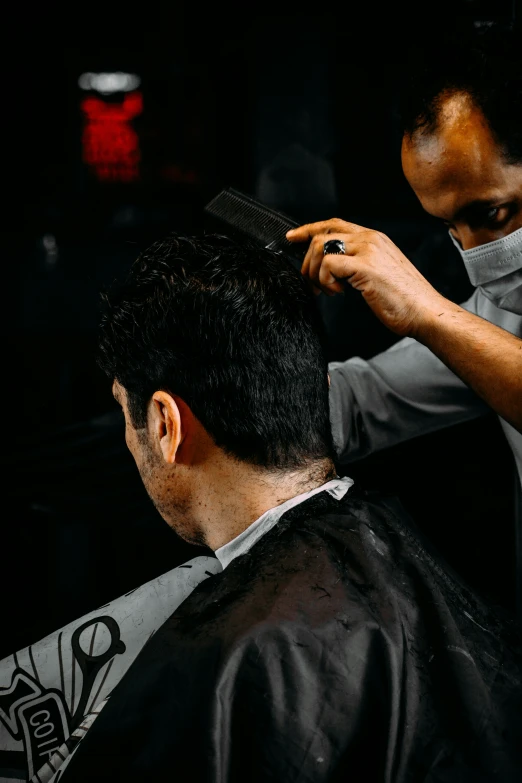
[323,239,345,255]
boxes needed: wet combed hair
[397,21,522,164]
[97,232,336,471]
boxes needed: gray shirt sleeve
[328,290,489,463]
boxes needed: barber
[286,221,522,437]
[286,23,522,558]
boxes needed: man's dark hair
[97,231,336,471]
[397,21,522,164]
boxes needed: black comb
[203,187,308,270]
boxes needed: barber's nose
[455,228,477,252]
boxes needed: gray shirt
[328,287,522,490]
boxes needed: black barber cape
[57,485,522,782]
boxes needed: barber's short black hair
[97,232,336,471]
[397,21,522,164]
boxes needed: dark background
[1,0,520,658]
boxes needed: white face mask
[449,226,522,315]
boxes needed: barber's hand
[286,218,446,339]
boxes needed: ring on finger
[323,239,345,255]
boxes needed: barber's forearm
[414,296,522,432]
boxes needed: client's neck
[190,456,337,551]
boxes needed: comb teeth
[204,188,306,266]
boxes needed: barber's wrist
[409,292,457,344]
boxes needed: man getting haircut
[53,231,522,783]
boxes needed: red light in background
[81,92,143,182]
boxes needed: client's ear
[151,391,182,463]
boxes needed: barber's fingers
[318,263,345,295]
[303,233,352,282]
[296,226,369,279]
[286,218,367,244]
[316,252,359,296]
[300,233,344,278]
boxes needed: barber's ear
[327,373,331,388]
[151,391,182,463]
